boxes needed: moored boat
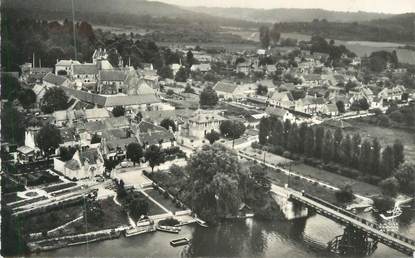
[156,225,181,234]
[170,237,190,247]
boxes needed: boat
[125,226,155,237]
[170,237,190,247]
[156,225,181,234]
[380,206,402,220]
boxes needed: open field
[346,119,415,162]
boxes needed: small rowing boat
[156,225,181,234]
[170,237,190,247]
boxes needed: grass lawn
[346,119,415,162]
[21,204,84,234]
[145,189,184,213]
[146,195,167,216]
[290,163,382,197]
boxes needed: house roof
[84,108,110,120]
[99,70,126,81]
[270,91,294,102]
[214,81,239,94]
[303,74,322,81]
[265,107,290,118]
[79,148,102,165]
[106,137,137,152]
[72,64,97,75]
[33,84,47,96]
[322,119,352,129]
[103,94,159,107]
[56,60,81,66]
[43,73,68,85]
[136,121,175,146]
[104,117,130,129]
[188,109,227,123]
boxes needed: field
[346,119,415,162]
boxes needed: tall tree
[258,117,270,145]
[287,123,300,153]
[144,145,164,172]
[17,88,36,109]
[199,85,219,108]
[269,24,281,45]
[126,142,143,166]
[36,124,62,158]
[333,128,343,162]
[1,104,26,145]
[205,131,221,144]
[392,140,405,168]
[381,146,395,178]
[394,162,415,195]
[322,131,334,162]
[314,126,325,159]
[298,123,308,154]
[283,119,292,148]
[259,26,270,49]
[370,138,381,175]
[359,140,372,174]
[270,117,284,147]
[351,134,361,169]
[304,127,315,157]
[40,87,68,114]
[340,135,353,167]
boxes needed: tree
[112,106,125,117]
[40,87,68,114]
[333,128,343,162]
[1,74,21,101]
[304,127,315,157]
[91,133,101,144]
[187,144,242,222]
[393,162,415,195]
[256,84,268,96]
[392,140,404,168]
[258,117,270,145]
[59,146,77,161]
[351,134,361,169]
[287,123,300,153]
[183,84,195,94]
[379,177,399,197]
[335,185,355,203]
[270,117,284,147]
[340,135,353,167]
[160,118,177,132]
[158,65,173,79]
[381,146,395,178]
[36,124,62,157]
[219,120,246,148]
[1,104,26,145]
[314,126,325,159]
[322,130,334,162]
[199,85,219,108]
[359,140,372,174]
[166,89,174,96]
[144,145,164,172]
[370,138,381,175]
[205,130,220,144]
[186,50,195,67]
[336,100,346,113]
[126,142,143,166]
[269,24,281,45]
[17,88,36,109]
[259,26,270,49]
[298,123,308,154]
[175,67,189,82]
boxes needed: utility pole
[71,0,78,60]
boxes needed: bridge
[281,187,415,256]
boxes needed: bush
[271,145,285,155]
[163,191,169,199]
[251,141,261,149]
[379,177,400,197]
[373,196,395,213]
[361,175,382,185]
[282,151,292,159]
[335,185,355,203]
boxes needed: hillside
[187,7,393,23]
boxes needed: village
[2,18,415,255]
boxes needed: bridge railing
[293,193,415,247]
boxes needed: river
[32,208,415,258]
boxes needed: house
[101,137,137,160]
[170,63,182,76]
[134,121,176,148]
[55,60,81,75]
[265,65,277,75]
[186,109,227,139]
[324,103,339,117]
[236,62,252,75]
[43,72,70,88]
[268,91,295,109]
[213,81,255,101]
[54,148,104,180]
[265,106,296,123]
[71,64,97,84]
[377,85,406,102]
[84,108,110,122]
[190,63,211,72]
[98,70,127,94]
[23,67,53,84]
[32,84,49,103]
[302,74,323,87]
[301,95,327,115]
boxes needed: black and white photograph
[1,0,415,257]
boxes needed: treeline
[258,116,405,182]
[271,18,414,43]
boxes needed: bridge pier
[328,225,378,256]
[271,185,308,220]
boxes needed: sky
[156,0,415,14]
